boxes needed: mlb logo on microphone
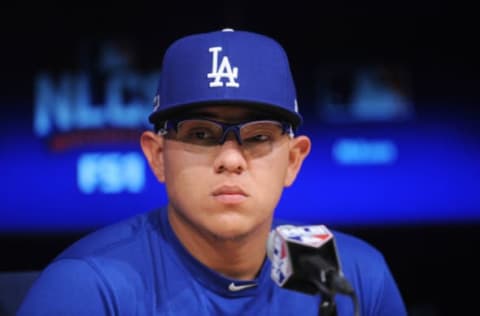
[278,225,333,248]
[270,229,293,286]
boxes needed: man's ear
[284,135,311,187]
[140,131,166,182]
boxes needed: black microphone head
[267,224,344,295]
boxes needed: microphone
[267,224,358,316]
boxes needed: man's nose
[213,134,247,174]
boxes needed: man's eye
[244,134,270,143]
[190,129,214,139]
[186,128,212,139]
[181,128,219,143]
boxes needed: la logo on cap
[207,46,239,88]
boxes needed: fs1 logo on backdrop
[33,41,159,194]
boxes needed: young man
[18,28,407,315]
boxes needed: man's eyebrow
[185,111,221,118]
[184,111,262,121]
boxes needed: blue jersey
[18,208,407,315]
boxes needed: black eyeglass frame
[157,117,294,145]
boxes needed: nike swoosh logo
[228,282,257,292]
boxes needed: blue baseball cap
[148,28,303,128]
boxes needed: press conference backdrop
[1,39,479,233]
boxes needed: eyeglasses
[158,118,294,157]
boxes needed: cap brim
[148,101,302,128]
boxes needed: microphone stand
[319,294,337,316]
[300,255,339,316]
[301,254,364,316]
[313,268,359,316]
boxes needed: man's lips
[212,186,248,204]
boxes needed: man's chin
[209,231,251,242]
[206,221,253,242]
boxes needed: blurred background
[1,2,479,315]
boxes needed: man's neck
[168,208,271,280]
